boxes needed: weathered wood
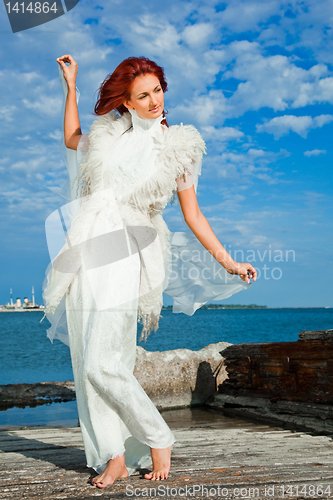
[209,393,333,435]
[219,330,333,405]
[299,329,333,341]
[1,408,333,499]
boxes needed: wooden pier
[1,407,333,499]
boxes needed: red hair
[94,57,168,125]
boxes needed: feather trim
[160,123,207,179]
[78,112,206,215]
[122,123,207,213]
[137,309,162,342]
[76,111,132,197]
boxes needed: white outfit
[42,70,251,475]
[66,261,175,474]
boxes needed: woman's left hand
[231,262,257,284]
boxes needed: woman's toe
[144,470,169,481]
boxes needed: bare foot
[91,454,129,488]
[144,445,172,481]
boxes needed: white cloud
[20,71,41,84]
[172,89,229,126]
[304,149,327,157]
[57,17,113,64]
[201,193,246,213]
[223,41,333,117]
[182,23,213,48]
[314,114,333,127]
[214,0,281,33]
[256,114,333,139]
[0,105,18,122]
[22,95,62,116]
[49,130,62,140]
[127,16,181,54]
[17,135,31,141]
[203,147,287,186]
[201,126,244,142]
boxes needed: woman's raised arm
[56,54,82,151]
[177,186,257,284]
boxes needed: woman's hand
[56,54,78,89]
[228,263,257,284]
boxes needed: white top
[77,108,195,198]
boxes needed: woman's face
[124,73,164,120]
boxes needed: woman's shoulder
[89,111,132,141]
[168,121,200,133]
[164,122,206,156]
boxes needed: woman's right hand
[56,54,78,89]
[228,262,257,284]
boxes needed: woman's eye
[138,89,161,99]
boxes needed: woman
[43,54,256,488]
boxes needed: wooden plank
[1,408,333,499]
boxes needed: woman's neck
[128,108,164,132]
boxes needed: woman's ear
[123,100,134,110]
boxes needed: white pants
[65,269,176,474]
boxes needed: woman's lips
[150,105,160,112]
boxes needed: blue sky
[0,0,332,307]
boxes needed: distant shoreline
[162,304,267,310]
[0,305,330,313]
[162,304,331,310]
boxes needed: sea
[0,307,332,427]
